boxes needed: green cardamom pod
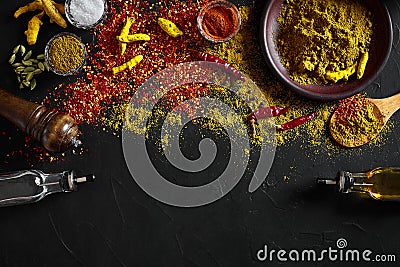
[38,62,45,71]
[23,50,32,61]
[23,67,35,73]
[13,45,21,54]
[33,69,42,75]
[8,54,16,64]
[22,60,32,66]
[22,80,30,88]
[43,62,50,71]
[26,72,34,81]
[20,45,26,56]
[15,66,25,73]
[30,79,37,90]
[37,54,45,60]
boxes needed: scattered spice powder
[48,34,85,74]
[276,0,373,84]
[88,3,376,150]
[7,2,391,164]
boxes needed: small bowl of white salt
[65,0,107,29]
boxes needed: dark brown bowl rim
[260,0,393,101]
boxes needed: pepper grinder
[0,88,80,152]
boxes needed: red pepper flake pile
[333,94,367,126]
[45,0,207,126]
[1,132,89,166]
[329,94,384,147]
[2,135,62,165]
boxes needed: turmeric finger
[24,11,44,45]
[120,43,128,56]
[357,52,369,79]
[158,18,183,37]
[126,55,143,69]
[41,0,67,28]
[119,17,135,55]
[117,34,150,43]
[326,63,357,83]
[51,1,65,15]
[112,55,143,75]
[14,0,43,19]
[121,17,135,36]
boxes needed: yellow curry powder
[276,0,373,84]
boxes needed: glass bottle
[317,167,400,201]
[0,170,94,207]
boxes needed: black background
[1,0,400,266]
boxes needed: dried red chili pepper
[276,111,316,131]
[248,106,289,137]
[192,50,245,81]
[248,106,289,121]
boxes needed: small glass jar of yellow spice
[45,32,87,76]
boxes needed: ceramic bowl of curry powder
[45,32,86,76]
[261,0,392,101]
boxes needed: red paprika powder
[198,0,241,42]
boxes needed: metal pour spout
[317,179,337,185]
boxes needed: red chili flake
[45,0,207,126]
[4,0,212,163]
[3,133,70,166]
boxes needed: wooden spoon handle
[370,92,400,119]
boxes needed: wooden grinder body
[0,88,78,152]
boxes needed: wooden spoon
[330,92,400,148]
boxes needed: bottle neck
[41,171,76,194]
[338,171,373,193]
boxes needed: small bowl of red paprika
[197,0,241,43]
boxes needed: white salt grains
[67,0,105,28]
